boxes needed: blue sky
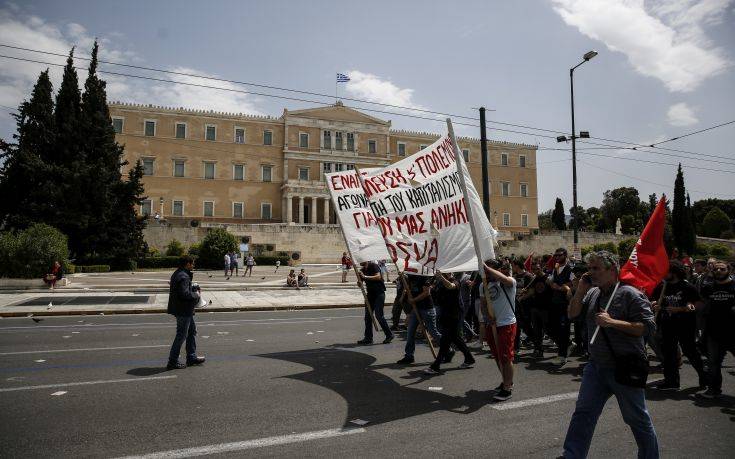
[1,0,733,210]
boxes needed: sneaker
[396,356,414,365]
[186,356,206,366]
[459,359,476,369]
[167,361,186,370]
[697,388,722,399]
[424,366,442,375]
[493,388,513,401]
[357,338,373,345]
[492,382,504,392]
[653,381,680,391]
[382,335,394,344]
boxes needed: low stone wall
[498,230,633,258]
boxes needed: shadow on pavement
[127,367,170,376]
[256,347,495,427]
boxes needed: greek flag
[336,73,350,83]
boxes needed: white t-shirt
[224,254,230,265]
[480,278,517,327]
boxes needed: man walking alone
[167,256,206,370]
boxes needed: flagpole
[353,165,437,358]
[446,118,500,357]
[589,281,620,345]
[326,181,379,332]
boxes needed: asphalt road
[1,308,733,458]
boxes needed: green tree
[538,210,553,230]
[551,198,567,230]
[165,238,186,257]
[569,205,590,231]
[198,228,238,268]
[648,193,657,220]
[0,70,56,229]
[701,207,731,238]
[672,164,695,253]
[599,187,644,233]
[105,160,148,266]
[692,199,735,233]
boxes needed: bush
[188,242,201,257]
[0,224,69,278]
[581,241,618,259]
[137,256,181,269]
[77,265,110,273]
[253,255,290,266]
[65,263,76,274]
[702,207,732,238]
[709,243,732,258]
[721,230,734,240]
[197,228,237,269]
[165,239,185,257]
[617,238,638,261]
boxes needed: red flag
[545,254,556,271]
[619,196,669,296]
[524,252,534,272]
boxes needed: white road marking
[491,392,579,411]
[51,391,67,396]
[34,359,46,363]
[116,427,365,458]
[0,375,177,393]
[0,344,169,356]
[349,419,369,426]
[428,387,443,391]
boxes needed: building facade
[109,102,539,234]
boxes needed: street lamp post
[557,50,597,258]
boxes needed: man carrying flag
[561,196,668,459]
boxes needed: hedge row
[76,265,111,273]
[137,256,181,269]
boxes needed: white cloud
[667,102,699,126]
[550,0,731,92]
[0,6,261,115]
[345,70,426,112]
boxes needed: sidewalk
[0,288,397,317]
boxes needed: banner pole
[589,281,620,345]
[326,182,379,332]
[353,165,437,358]
[446,118,500,358]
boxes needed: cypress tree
[648,193,657,220]
[672,164,695,253]
[0,70,55,229]
[686,193,697,252]
[106,160,148,265]
[552,197,567,230]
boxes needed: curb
[0,303,365,318]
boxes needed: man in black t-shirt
[520,259,554,359]
[357,261,393,345]
[652,261,706,390]
[697,260,735,398]
[546,248,574,365]
[513,259,535,351]
[397,274,442,364]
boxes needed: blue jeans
[404,307,441,358]
[563,361,659,459]
[364,291,392,341]
[169,315,197,364]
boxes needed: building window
[397,142,406,156]
[520,183,528,197]
[203,201,214,217]
[299,133,309,148]
[501,182,510,196]
[233,202,244,218]
[261,165,272,182]
[323,130,331,149]
[323,162,332,179]
[234,127,245,144]
[368,140,377,154]
[335,132,343,150]
[521,214,529,227]
[346,164,354,170]
[112,118,123,134]
[142,158,154,176]
[346,133,354,151]
[501,153,508,166]
[298,167,309,181]
[519,155,526,168]
[141,199,152,216]
[503,213,510,227]
[204,162,215,180]
[175,123,186,139]
[261,203,272,219]
[172,200,184,216]
[233,164,245,181]
[173,159,185,177]
[205,125,216,141]
[144,120,155,137]
[335,163,344,172]
[263,130,273,145]
[462,149,470,162]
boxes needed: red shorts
[486,323,517,364]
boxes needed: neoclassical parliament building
[109,101,539,236]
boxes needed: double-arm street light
[556,50,597,257]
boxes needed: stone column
[298,196,305,224]
[285,195,293,224]
[311,196,318,224]
[323,198,330,224]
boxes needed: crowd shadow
[256,347,497,428]
[127,367,169,376]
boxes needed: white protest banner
[360,133,497,274]
[325,168,390,264]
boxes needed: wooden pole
[446,118,500,355]
[589,281,620,345]
[353,166,437,358]
[326,184,379,332]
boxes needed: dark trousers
[553,303,571,357]
[660,317,705,386]
[706,334,735,392]
[391,294,404,327]
[169,315,197,363]
[364,291,392,341]
[531,308,552,352]
[433,316,473,369]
